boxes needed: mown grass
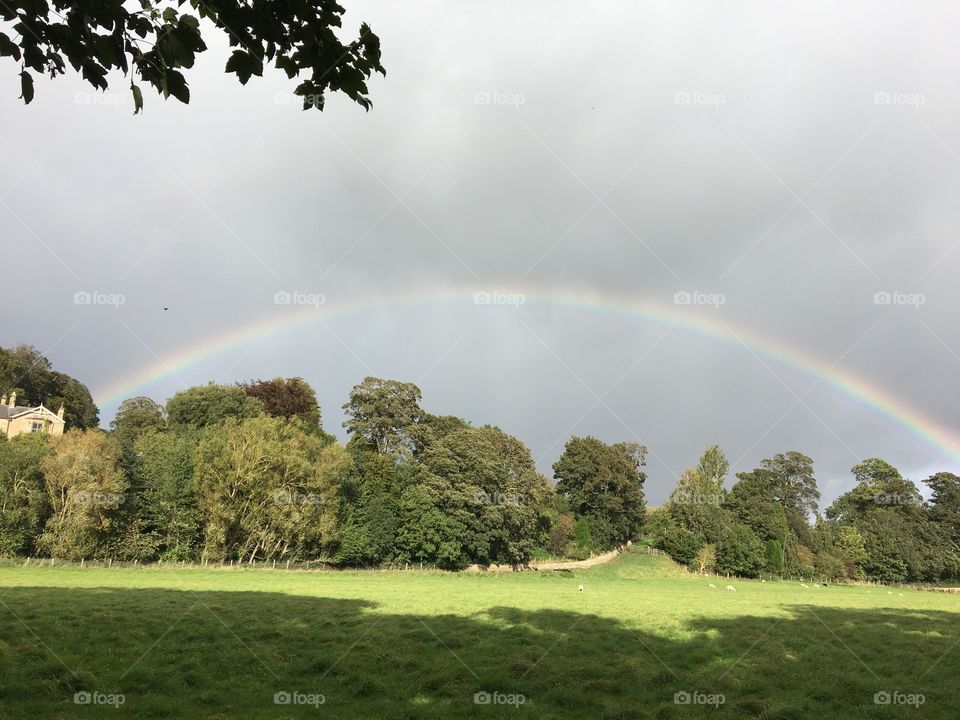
[0,549,957,718]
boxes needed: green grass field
[0,549,956,718]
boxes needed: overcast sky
[3,1,959,506]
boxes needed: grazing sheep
[578,584,584,592]
[761,579,766,583]
[726,585,736,592]
[801,583,809,588]
[708,583,717,589]
[813,584,821,588]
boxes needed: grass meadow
[0,549,956,718]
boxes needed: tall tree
[4,0,384,112]
[193,416,350,562]
[666,466,729,544]
[0,433,49,556]
[131,430,202,561]
[724,470,790,543]
[408,426,552,567]
[925,472,960,545]
[37,430,127,560]
[553,436,646,549]
[166,383,263,429]
[342,377,426,459]
[758,452,819,540]
[695,444,729,492]
[241,377,321,428]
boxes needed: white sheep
[801,583,809,588]
[726,585,736,592]
[578,584,584,592]
[708,583,717,589]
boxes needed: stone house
[0,391,65,439]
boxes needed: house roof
[0,405,65,423]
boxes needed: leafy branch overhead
[1,0,385,112]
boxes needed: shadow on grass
[0,586,956,719]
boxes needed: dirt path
[464,547,623,573]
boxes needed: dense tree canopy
[553,436,646,548]
[342,377,426,459]
[166,383,264,429]
[3,0,385,112]
[241,377,321,428]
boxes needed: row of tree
[650,446,960,582]
[0,369,647,568]
[2,344,957,582]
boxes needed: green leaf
[224,49,262,85]
[162,7,177,22]
[0,32,21,61]
[131,83,143,114]
[19,71,33,104]
[165,70,189,103]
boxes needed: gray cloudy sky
[3,1,959,506]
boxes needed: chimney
[0,394,5,406]
[57,404,65,420]
[8,392,15,408]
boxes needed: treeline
[650,446,960,583]
[0,376,646,568]
[2,344,957,583]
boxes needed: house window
[30,421,44,433]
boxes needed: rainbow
[94,286,960,462]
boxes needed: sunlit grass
[0,550,956,718]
